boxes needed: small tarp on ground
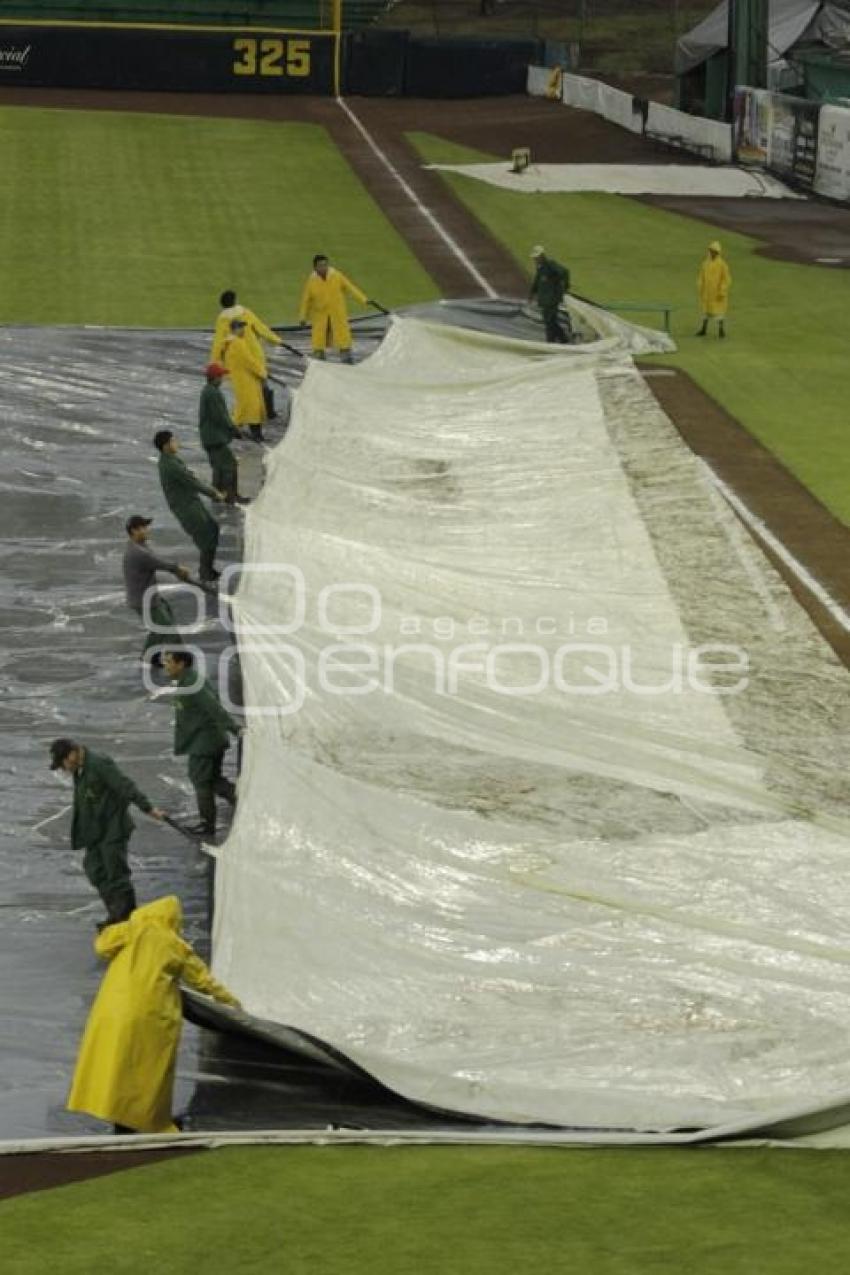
[424,163,801,198]
[211,315,850,1134]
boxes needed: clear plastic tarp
[212,317,850,1132]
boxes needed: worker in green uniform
[162,649,240,837]
[529,245,572,344]
[154,430,225,584]
[50,739,166,924]
[199,362,247,505]
[123,514,191,666]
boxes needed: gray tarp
[673,0,850,75]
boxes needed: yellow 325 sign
[232,37,311,78]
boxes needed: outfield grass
[412,132,850,526]
[5,1144,850,1274]
[0,108,438,327]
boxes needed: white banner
[597,81,644,135]
[560,70,604,114]
[526,64,551,98]
[556,71,730,154]
[648,100,732,162]
[815,103,850,202]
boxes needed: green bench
[596,300,674,333]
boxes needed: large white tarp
[212,318,850,1131]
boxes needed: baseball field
[3,84,850,1273]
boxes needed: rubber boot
[249,424,265,445]
[340,349,354,365]
[311,349,326,361]
[696,320,707,337]
[718,321,726,339]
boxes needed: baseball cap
[530,245,545,257]
[125,514,153,534]
[205,362,229,378]
[50,738,76,770]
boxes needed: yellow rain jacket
[211,304,280,378]
[298,267,368,352]
[222,331,266,427]
[698,242,731,317]
[67,895,238,1133]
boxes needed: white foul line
[336,95,498,299]
[701,459,850,635]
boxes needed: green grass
[412,130,850,525]
[6,1144,850,1273]
[0,107,438,326]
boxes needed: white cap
[530,245,545,257]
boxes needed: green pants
[83,836,136,922]
[142,594,183,660]
[175,504,219,582]
[188,750,236,833]
[206,445,237,500]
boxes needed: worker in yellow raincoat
[298,253,371,363]
[211,289,280,422]
[222,317,268,444]
[67,895,239,1134]
[696,241,731,338]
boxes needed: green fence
[0,0,391,30]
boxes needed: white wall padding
[647,101,733,161]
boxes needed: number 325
[233,37,311,78]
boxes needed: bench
[645,130,717,163]
[595,301,674,333]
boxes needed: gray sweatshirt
[123,539,180,614]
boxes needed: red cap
[206,362,229,379]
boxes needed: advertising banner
[814,103,850,202]
[734,86,772,165]
[0,23,335,94]
[767,93,820,187]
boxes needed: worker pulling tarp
[210,316,850,1132]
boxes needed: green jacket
[199,383,239,451]
[157,450,219,550]
[173,667,239,757]
[530,257,569,309]
[71,749,152,850]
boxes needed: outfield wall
[527,65,850,205]
[734,86,850,202]
[527,66,733,163]
[0,20,541,95]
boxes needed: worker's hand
[228,997,243,1010]
[214,489,227,502]
[176,565,191,581]
[149,807,167,821]
[299,320,308,329]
